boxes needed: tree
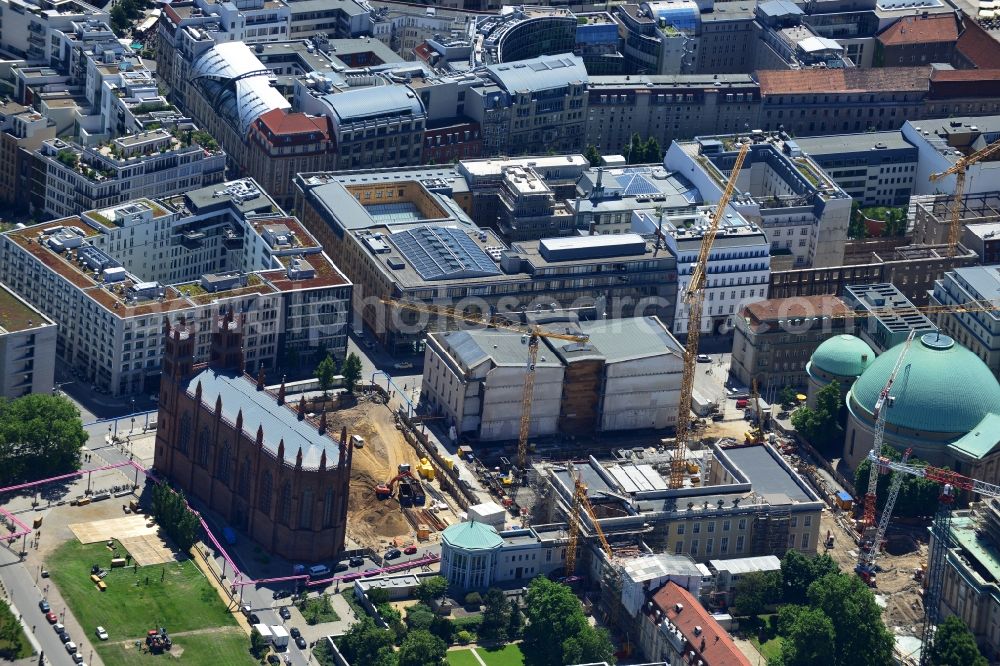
[779,386,799,408]
[480,588,510,642]
[0,394,87,484]
[807,573,894,666]
[150,483,200,551]
[562,625,615,665]
[339,617,397,666]
[415,576,448,605]
[584,145,602,167]
[522,577,613,666]
[626,133,643,164]
[848,201,867,240]
[249,627,269,658]
[341,353,363,394]
[734,570,783,617]
[643,137,662,163]
[781,551,838,605]
[855,446,941,519]
[315,354,337,397]
[464,591,482,608]
[790,381,842,450]
[507,598,524,639]
[778,606,836,666]
[398,629,446,666]
[925,615,988,666]
[405,603,435,632]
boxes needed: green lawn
[48,539,251,666]
[447,649,483,666]
[0,598,32,659]
[98,627,252,666]
[477,644,525,666]
[448,645,525,666]
[299,595,341,625]
[751,636,784,663]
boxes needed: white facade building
[0,179,351,396]
[633,207,769,335]
[422,316,684,441]
[0,0,108,62]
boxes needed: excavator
[375,465,425,506]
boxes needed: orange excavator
[375,469,416,500]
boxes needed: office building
[964,221,1000,265]
[665,135,852,269]
[930,266,1000,379]
[731,295,853,392]
[842,282,938,353]
[421,316,684,441]
[155,316,354,562]
[874,14,959,67]
[0,179,351,396]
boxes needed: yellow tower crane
[670,140,752,489]
[383,300,589,476]
[564,470,614,577]
[929,136,1000,257]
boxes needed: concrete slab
[69,514,158,544]
[120,533,178,566]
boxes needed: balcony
[180,229,205,249]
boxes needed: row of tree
[315,352,364,396]
[150,483,200,552]
[0,394,87,485]
[734,550,986,666]
[582,134,664,168]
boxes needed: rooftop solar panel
[387,226,502,282]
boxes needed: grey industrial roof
[548,316,683,364]
[486,53,587,93]
[623,553,705,581]
[953,265,1000,304]
[442,329,564,369]
[793,131,916,156]
[723,446,810,503]
[185,368,343,469]
[286,0,368,16]
[709,555,782,574]
[387,226,502,281]
[757,0,804,17]
[324,85,423,125]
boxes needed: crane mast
[929,137,1000,257]
[671,140,751,489]
[856,448,912,585]
[862,329,917,529]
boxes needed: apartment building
[0,101,54,211]
[665,135,852,269]
[36,131,226,219]
[0,282,57,399]
[0,0,108,62]
[0,179,351,396]
[632,207,770,336]
[931,266,1000,379]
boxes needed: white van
[308,564,330,577]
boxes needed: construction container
[442,458,455,470]
[468,501,506,527]
[416,524,430,540]
[835,491,853,512]
[418,459,436,480]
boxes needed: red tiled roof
[877,15,958,46]
[756,67,930,95]
[257,110,329,138]
[955,19,1000,69]
[649,583,751,666]
[929,69,1000,98]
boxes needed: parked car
[349,556,364,567]
[38,599,50,613]
[363,568,380,577]
[697,354,711,363]
[289,628,301,639]
[334,562,349,573]
[95,626,109,641]
[58,631,70,644]
[45,612,58,624]
[736,398,749,409]
[65,642,77,654]
[72,653,84,664]
[53,623,64,634]
[272,589,291,600]
[279,607,291,620]
[249,613,260,625]
[403,546,418,555]
[384,549,401,560]
[392,361,413,370]
[241,604,251,617]
[295,636,307,650]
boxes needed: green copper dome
[849,333,1000,434]
[442,521,503,551]
[810,335,876,378]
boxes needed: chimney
[256,365,265,390]
[278,376,286,405]
[674,603,684,613]
[298,396,306,420]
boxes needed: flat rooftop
[793,131,917,156]
[0,282,54,334]
[950,515,1000,583]
[723,445,811,503]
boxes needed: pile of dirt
[325,400,419,550]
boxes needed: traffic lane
[0,564,77,666]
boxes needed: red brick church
[154,312,353,562]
